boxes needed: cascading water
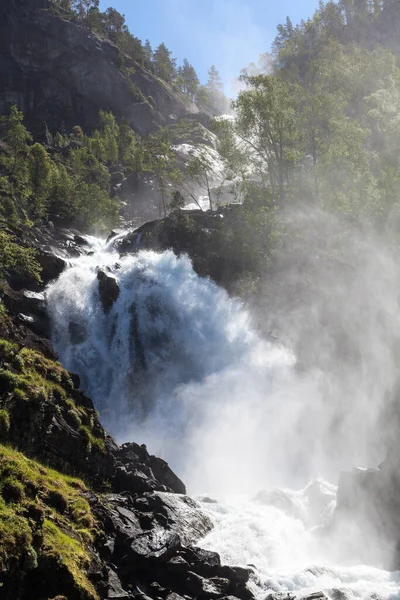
[46,236,400,600]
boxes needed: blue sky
[99,0,320,94]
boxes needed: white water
[46,237,400,600]
[198,489,400,599]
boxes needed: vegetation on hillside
[0,107,190,231]
[0,444,98,599]
[50,0,229,114]
[211,0,400,285]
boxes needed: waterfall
[46,237,400,600]
[47,243,295,491]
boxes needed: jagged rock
[68,321,86,345]
[107,568,131,599]
[97,270,121,314]
[0,299,55,358]
[266,594,327,600]
[112,207,254,291]
[35,250,67,285]
[88,490,253,600]
[183,572,230,599]
[1,285,50,338]
[329,463,400,568]
[114,443,186,495]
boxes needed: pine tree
[153,43,177,83]
[0,106,32,199]
[101,7,127,42]
[144,40,153,69]
[72,0,99,20]
[206,65,227,113]
[178,59,200,99]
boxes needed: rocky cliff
[0,0,199,135]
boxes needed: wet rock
[184,572,230,599]
[266,594,328,600]
[68,322,86,345]
[2,285,50,338]
[36,251,67,285]
[97,270,120,314]
[126,530,181,564]
[107,568,131,599]
[107,230,119,244]
[74,234,89,246]
[113,207,259,291]
[253,489,301,520]
[152,493,213,545]
[149,456,186,495]
[114,443,186,495]
[181,546,221,576]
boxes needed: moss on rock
[0,445,98,599]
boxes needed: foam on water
[197,488,400,599]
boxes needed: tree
[28,144,53,219]
[143,40,153,69]
[153,43,177,83]
[233,74,300,201]
[0,106,32,200]
[101,7,127,42]
[72,0,99,20]
[0,232,42,283]
[118,31,144,63]
[178,59,200,99]
[272,16,295,56]
[140,129,181,217]
[86,6,102,32]
[187,150,216,211]
[206,66,228,114]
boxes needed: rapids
[46,235,400,600]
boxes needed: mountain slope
[0,0,199,135]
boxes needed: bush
[0,231,42,283]
[0,409,10,436]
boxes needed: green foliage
[212,3,400,234]
[0,107,125,231]
[153,42,177,83]
[0,231,42,283]
[0,106,32,202]
[0,339,106,454]
[28,143,53,219]
[0,445,98,598]
[205,65,228,114]
[0,409,10,436]
[177,58,200,99]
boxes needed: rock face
[0,0,199,135]
[90,491,253,600]
[113,206,248,291]
[330,462,400,568]
[97,269,121,314]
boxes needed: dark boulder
[68,321,87,345]
[97,270,121,314]
[113,443,186,495]
[35,250,67,285]
[1,285,50,338]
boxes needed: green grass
[0,445,98,599]
[0,337,106,453]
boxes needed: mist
[46,207,400,497]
